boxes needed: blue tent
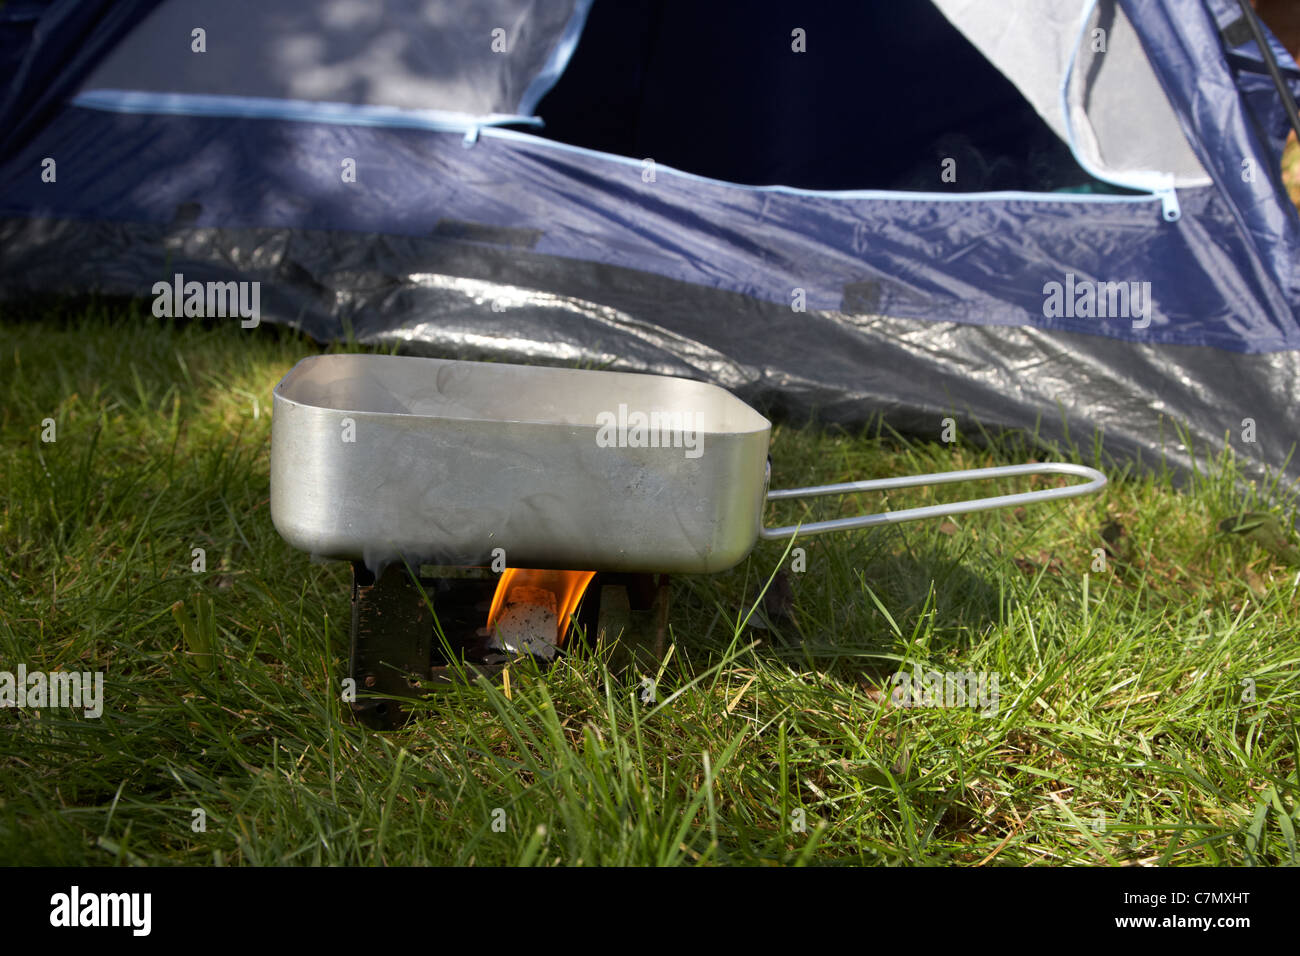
[3,0,1299,480]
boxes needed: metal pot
[270,354,1105,573]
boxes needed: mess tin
[270,354,1105,573]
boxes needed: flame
[486,568,597,646]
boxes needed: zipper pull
[1157,184,1180,222]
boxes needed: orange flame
[486,568,597,646]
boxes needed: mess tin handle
[760,462,1107,540]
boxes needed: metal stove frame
[349,563,668,728]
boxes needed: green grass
[1284,131,1300,212]
[2,301,1298,866]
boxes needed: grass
[1284,131,1300,210]
[1,302,1299,867]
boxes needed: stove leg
[590,573,671,673]
[652,575,670,663]
[349,562,433,729]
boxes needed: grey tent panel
[1071,0,1212,187]
[79,0,583,118]
[934,0,1210,187]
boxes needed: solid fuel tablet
[489,586,560,660]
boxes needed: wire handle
[760,462,1107,540]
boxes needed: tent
[3,0,1300,481]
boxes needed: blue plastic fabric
[3,98,1296,353]
[1120,0,1300,326]
[0,0,164,158]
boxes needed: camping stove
[349,563,667,729]
[271,353,1107,729]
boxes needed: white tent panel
[78,0,581,119]
[1068,1,1212,187]
[932,0,1210,188]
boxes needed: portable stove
[349,563,666,728]
[269,353,1106,728]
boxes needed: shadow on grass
[669,532,1008,694]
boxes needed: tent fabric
[935,0,1211,187]
[1133,0,1300,288]
[1069,0,1213,188]
[530,0,1114,193]
[0,0,164,158]
[3,105,1283,348]
[2,0,1300,485]
[77,0,591,123]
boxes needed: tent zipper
[1156,184,1180,222]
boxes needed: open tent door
[533,0,1204,198]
